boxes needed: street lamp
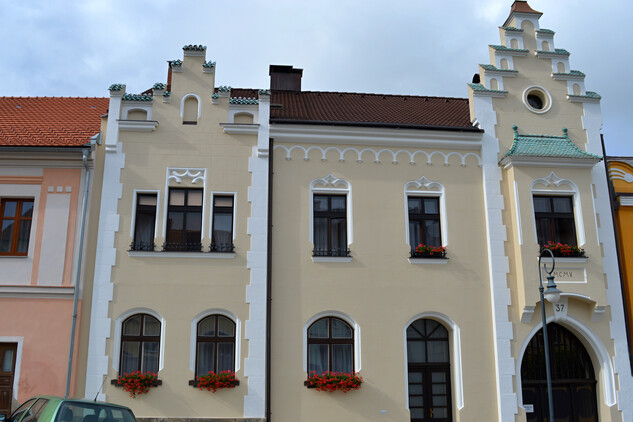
[538,248,562,422]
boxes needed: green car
[0,397,137,422]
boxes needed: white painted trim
[0,286,74,298]
[209,192,237,242]
[311,256,352,263]
[608,168,633,184]
[408,258,448,264]
[117,120,158,132]
[189,309,242,374]
[500,156,601,169]
[127,251,235,259]
[404,176,447,248]
[514,181,523,245]
[516,314,616,408]
[0,336,23,402]
[112,308,166,373]
[522,85,552,114]
[270,124,483,149]
[538,257,588,264]
[274,144,482,167]
[303,311,361,373]
[129,189,160,239]
[621,197,633,206]
[531,172,586,247]
[163,168,207,239]
[309,173,353,246]
[220,123,259,135]
[180,93,202,120]
[403,313,464,411]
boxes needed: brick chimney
[269,65,303,91]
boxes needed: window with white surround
[130,192,158,251]
[0,198,34,256]
[195,315,236,377]
[404,177,446,258]
[211,195,235,253]
[119,314,160,374]
[310,174,352,259]
[307,317,354,374]
[164,188,203,251]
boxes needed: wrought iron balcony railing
[210,243,235,253]
[129,241,156,252]
[409,250,447,259]
[312,247,351,257]
[162,241,203,252]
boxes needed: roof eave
[499,155,602,169]
[269,119,483,133]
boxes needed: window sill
[409,257,448,264]
[128,251,235,259]
[0,255,28,258]
[538,256,587,264]
[312,256,352,263]
[188,379,240,388]
[111,379,162,387]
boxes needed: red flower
[117,371,158,398]
[196,371,238,393]
[306,371,363,392]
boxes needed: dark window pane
[423,198,439,214]
[3,201,16,218]
[331,319,352,338]
[308,319,329,338]
[141,342,159,373]
[217,343,235,372]
[17,220,31,252]
[20,201,34,217]
[217,316,235,337]
[313,217,328,250]
[331,196,346,211]
[427,341,449,363]
[533,197,551,213]
[197,342,215,375]
[555,219,577,246]
[198,316,216,337]
[408,197,422,214]
[120,342,140,374]
[552,197,573,213]
[308,344,328,373]
[144,316,160,336]
[0,221,14,252]
[123,315,141,336]
[313,196,328,212]
[407,341,426,363]
[332,344,353,372]
[423,220,441,247]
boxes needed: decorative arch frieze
[274,145,481,167]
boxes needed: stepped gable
[270,91,479,131]
[0,97,108,146]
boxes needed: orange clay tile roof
[270,91,479,131]
[0,97,109,147]
[504,1,542,26]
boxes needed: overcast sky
[1,0,631,155]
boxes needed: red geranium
[306,371,363,393]
[117,371,158,398]
[197,371,238,393]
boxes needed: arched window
[573,83,581,95]
[183,96,199,124]
[196,315,236,377]
[541,40,550,51]
[511,38,519,49]
[307,317,353,373]
[406,319,452,422]
[489,78,499,90]
[500,58,509,70]
[120,314,160,374]
[557,62,566,73]
[521,323,598,422]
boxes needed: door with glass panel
[407,319,452,421]
[0,343,17,415]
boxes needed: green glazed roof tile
[537,48,570,56]
[122,93,153,102]
[480,64,518,73]
[537,28,555,34]
[490,44,529,53]
[552,70,585,77]
[202,61,216,68]
[163,91,171,98]
[183,44,207,51]
[503,126,602,160]
[229,97,258,105]
[211,93,220,99]
[152,82,166,90]
[170,59,183,68]
[217,86,231,92]
[468,83,508,94]
[501,26,523,32]
[258,89,271,96]
[108,83,125,91]
[569,91,602,99]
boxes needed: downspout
[601,134,633,374]
[65,148,91,398]
[265,136,274,422]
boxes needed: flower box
[190,371,239,393]
[540,242,586,258]
[305,371,363,392]
[410,244,447,259]
[112,371,161,397]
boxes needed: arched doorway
[406,318,452,421]
[521,323,598,422]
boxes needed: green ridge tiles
[536,48,570,56]
[152,83,166,90]
[229,97,258,105]
[170,59,183,68]
[258,89,271,96]
[183,44,207,51]
[202,61,216,68]
[569,91,601,99]
[211,93,220,99]
[490,44,529,53]
[163,91,171,98]
[108,84,125,91]
[480,64,518,73]
[122,93,153,102]
[553,70,585,77]
[217,86,231,92]
[503,126,602,160]
[468,83,508,94]
[501,26,523,32]
[537,28,555,34]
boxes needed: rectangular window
[0,198,34,256]
[131,193,157,251]
[408,196,441,250]
[164,188,203,251]
[313,194,349,257]
[211,195,234,252]
[533,195,577,246]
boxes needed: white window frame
[190,309,242,374]
[208,192,237,243]
[530,172,585,247]
[309,173,353,256]
[303,311,361,373]
[404,176,447,248]
[180,93,202,120]
[112,308,166,372]
[163,168,207,240]
[129,189,160,241]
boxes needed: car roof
[28,396,132,411]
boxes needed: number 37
[555,304,565,312]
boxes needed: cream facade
[85,46,269,420]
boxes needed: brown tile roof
[0,97,108,147]
[504,1,542,26]
[270,91,478,131]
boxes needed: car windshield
[54,403,136,422]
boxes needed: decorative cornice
[0,285,74,299]
[220,123,259,135]
[468,83,508,98]
[489,45,529,56]
[118,120,159,132]
[274,144,481,167]
[609,168,633,183]
[536,49,570,59]
[568,92,601,103]
[122,93,153,102]
[167,168,206,184]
